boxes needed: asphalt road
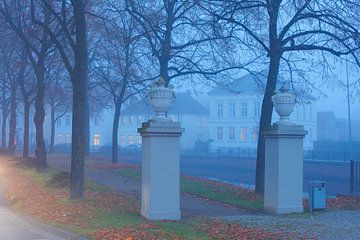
[117,153,351,196]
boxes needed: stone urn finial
[148,77,175,122]
[272,85,296,125]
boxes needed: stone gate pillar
[138,77,183,220]
[263,86,307,214]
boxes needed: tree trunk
[50,102,55,154]
[8,80,17,155]
[112,105,121,164]
[1,92,7,150]
[23,98,30,160]
[70,0,88,199]
[255,53,281,195]
[84,96,90,156]
[34,65,47,170]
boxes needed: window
[229,103,235,118]
[309,129,313,141]
[309,107,313,121]
[130,116,135,125]
[296,106,300,120]
[56,133,62,144]
[241,103,248,118]
[229,127,235,141]
[121,116,127,125]
[254,102,260,117]
[93,134,100,146]
[66,115,71,125]
[303,105,306,120]
[128,135,134,144]
[137,116,142,125]
[137,135,142,144]
[66,133,71,144]
[170,115,176,122]
[217,127,223,141]
[217,103,223,118]
[56,118,62,126]
[121,135,126,145]
[240,128,248,141]
[252,127,258,142]
[202,118,208,127]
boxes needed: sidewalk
[0,182,85,240]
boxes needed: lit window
[229,103,235,118]
[217,127,223,141]
[66,115,71,125]
[93,134,100,146]
[254,102,260,117]
[241,103,248,118]
[57,133,62,144]
[240,128,248,141]
[128,135,133,144]
[217,103,223,118]
[56,118,62,126]
[66,133,71,144]
[229,127,235,141]
[121,135,126,145]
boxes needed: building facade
[206,75,317,151]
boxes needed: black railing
[351,160,360,193]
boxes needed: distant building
[207,74,317,151]
[317,111,360,141]
[119,92,209,149]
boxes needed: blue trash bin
[308,181,326,212]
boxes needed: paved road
[0,183,84,240]
[115,153,351,196]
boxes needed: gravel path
[222,210,360,239]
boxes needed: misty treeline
[0,0,359,199]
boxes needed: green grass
[88,210,145,229]
[108,167,263,211]
[181,178,263,210]
[157,221,211,240]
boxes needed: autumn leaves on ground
[0,155,359,240]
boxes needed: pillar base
[141,209,181,221]
[264,205,304,214]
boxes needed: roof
[208,74,266,96]
[207,74,316,102]
[121,92,208,116]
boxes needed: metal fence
[351,160,360,193]
[180,147,360,162]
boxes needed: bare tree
[92,1,151,163]
[18,52,36,160]
[32,0,89,199]
[0,0,53,169]
[125,0,246,86]
[203,0,360,194]
[45,55,71,154]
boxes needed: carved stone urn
[148,77,175,122]
[272,85,296,125]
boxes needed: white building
[118,92,209,150]
[206,74,317,151]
